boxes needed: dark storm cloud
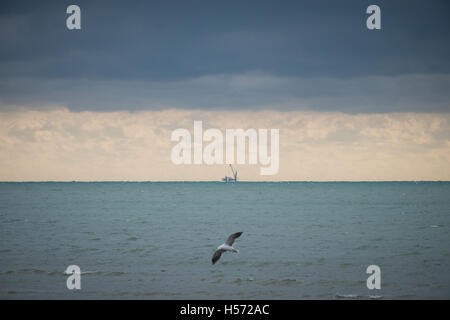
[0,0,449,112]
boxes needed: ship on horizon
[222,165,237,183]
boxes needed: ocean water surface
[0,182,449,299]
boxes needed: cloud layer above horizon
[1,109,449,181]
[1,0,449,113]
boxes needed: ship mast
[229,164,237,182]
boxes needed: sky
[0,0,449,181]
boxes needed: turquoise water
[0,182,449,299]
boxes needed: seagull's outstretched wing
[212,249,224,265]
[225,232,243,246]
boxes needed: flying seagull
[212,232,243,265]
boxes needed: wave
[0,269,127,276]
[262,279,298,286]
[335,293,383,299]
[335,293,359,299]
[233,277,255,284]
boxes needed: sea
[0,182,449,299]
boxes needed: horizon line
[0,180,449,183]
